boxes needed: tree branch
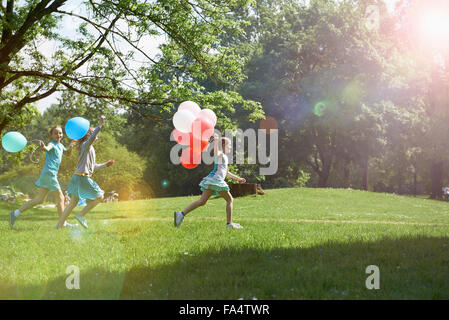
[0,0,67,65]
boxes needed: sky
[34,0,400,114]
[34,0,165,114]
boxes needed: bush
[296,170,311,188]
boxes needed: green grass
[1,188,449,299]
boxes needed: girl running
[9,125,74,228]
[56,115,114,229]
[174,133,246,229]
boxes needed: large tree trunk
[396,167,404,194]
[317,155,333,188]
[362,158,369,191]
[343,161,350,188]
[430,160,444,199]
[307,150,334,188]
[318,172,329,188]
[413,170,417,197]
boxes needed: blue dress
[68,175,104,200]
[35,141,66,192]
[199,154,230,195]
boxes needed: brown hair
[221,137,231,150]
[75,127,94,149]
[49,125,62,136]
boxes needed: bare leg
[183,189,214,215]
[17,188,49,213]
[56,195,79,228]
[218,191,233,223]
[78,195,104,217]
[52,189,65,218]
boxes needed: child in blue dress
[9,125,74,228]
[56,115,114,229]
[174,133,246,229]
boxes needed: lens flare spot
[69,227,84,243]
[313,102,327,117]
[161,179,170,188]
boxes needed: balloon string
[29,139,41,164]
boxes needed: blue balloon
[1,131,27,153]
[65,117,90,140]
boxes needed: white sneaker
[75,214,88,229]
[226,222,243,229]
[63,221,79,228]
[174,211,184,227]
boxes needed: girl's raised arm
[84,115,106,149]
[213,133,222,158]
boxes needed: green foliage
[0,163,40,196]
[296,170,311,188]
[0,0,260,132]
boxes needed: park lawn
[0,187,449,300]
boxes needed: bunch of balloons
[172,101,217,169]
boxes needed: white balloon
[173,109,195,133]
[198,109,217,126]
[179,101,201,116]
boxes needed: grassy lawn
[1,188,449,300]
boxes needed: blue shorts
[67,174,104,200]
[35,171,61,192]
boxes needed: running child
[9,125,74,228]
[174,133,246,229]
[56,115,114,229]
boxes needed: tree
[238,0,392,189]
[0,0,260,135]
[391,0,449,198]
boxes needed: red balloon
[191,136,209,153]
[180,147,201,169]
[173,129,191,146]
[191,115,214,141]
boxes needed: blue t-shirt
[42,141,66,175]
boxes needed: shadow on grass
[1,236,448,300]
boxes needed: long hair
[74,127,94,150]
[220,137,231,151]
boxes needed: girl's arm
[65,140,77,156]
[66,140,77,156]
[213,133,223,158]
[226,171,246,183]
[94,160,114,171]
[39,140,53,152]
[84,115,106,149]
